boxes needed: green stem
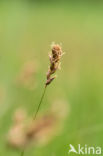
[20,85,47,156]
[33,86,47,120]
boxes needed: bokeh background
[0,0,103,156]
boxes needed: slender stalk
[19,43,63,156]
[33,86,47,120]
[20,85,47,156]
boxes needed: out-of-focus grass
[0,1,103,156]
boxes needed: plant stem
[33,86,47,120]
[20,85,47,156]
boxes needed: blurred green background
[0,0,103,156]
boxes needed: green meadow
[0,1,103,156]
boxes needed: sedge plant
[20,43,64,156]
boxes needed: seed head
[46,43,64,86]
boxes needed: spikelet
[26,113,57,145]
[7,109,27,149]
[46,43,64,86]
[7,110,59,148]
[7,101,68,149]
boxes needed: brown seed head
[46,43,63,86]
